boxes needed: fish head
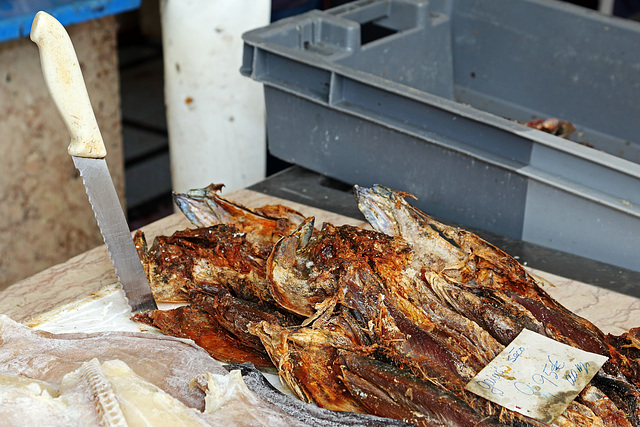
[353,185,422,239]
[266,217,324,317]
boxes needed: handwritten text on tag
[465,329,608,423]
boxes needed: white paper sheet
[465,329,608,423]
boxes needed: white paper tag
[465,329,608,423]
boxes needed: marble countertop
[1,189,638,336]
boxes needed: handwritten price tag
[465,329,608,423]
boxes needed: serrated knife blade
[31,11,157,313]
[73,157,157,313]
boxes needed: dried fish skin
[2,357,301,427]
[133,304,274,369]
[138,225,275,304]
[173,183,305,237]
[426,270,533,344]
[606,327,640,388]
[0,360,130,427]
[267,218,413,317]
[192,290,301,353]
[578,385,633,427]
[1,315,322,426]
[267,217,338,317]
[98,359,212,426]
[353,184,475,282]
[0,374,73,426]
[2,358,208,427]
[0,371,59,397]
[226,362,414,427]
[248,320,370,414]
[338,350,502,427]
[0,314,227,411]
[195,370,308,427]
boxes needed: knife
[30,11,157,314]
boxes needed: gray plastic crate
[241,0,640,273]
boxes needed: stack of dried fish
[134,184,640,426]
[0,314,407,426]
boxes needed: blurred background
[117,0,640,231]
[0,0,637,291]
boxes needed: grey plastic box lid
[241,0,640,273]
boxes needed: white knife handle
[30,11,107,159]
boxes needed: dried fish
[578,385,633,427]
[523,118,576,139]
[591,370,640,426]
[96,359,213,426]
[133,303,275,369]
[354,184,476,283]
[249,320,369,414]
[173,183,305,247]
[266,218,412,317]
[124,184,640,426]
[606,327,640,387]
[0,354,313,426]
[195,369,309,426]
[0,372,78,426]
[354,184,639,425]
[60,358,128,426]
[193,289,301,352]
[137,184,308,304]
[0,357,211,427]
[136,224,275,304]
[266,217,502,392]
[2,315,367,426]
[338,350,501,426]
[226,362,417,427]
[354,184,610,356]
[133,279,304,370]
